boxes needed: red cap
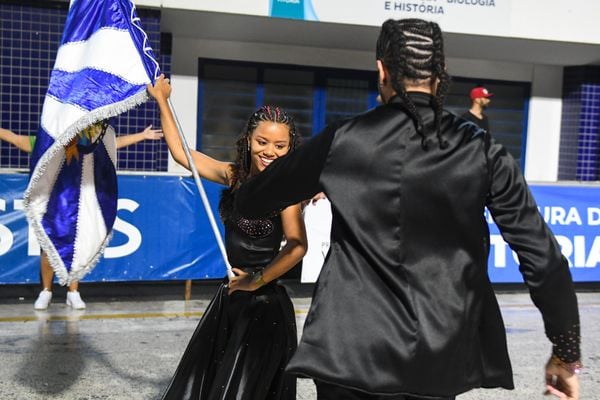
[470,87,493,100]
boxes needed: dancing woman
[148,75,307,400]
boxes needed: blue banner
[487,184,600,283]
[1,174,599,284]
[0,173,227,284]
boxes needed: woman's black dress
[161,209,297,400]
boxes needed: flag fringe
[68,232,114,285]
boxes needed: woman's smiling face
[248,121,291,175]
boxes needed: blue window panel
[559,67,600,181]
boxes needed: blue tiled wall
[559,66,600,181]
[0,0,170,171]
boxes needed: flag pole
[167,98,234,279]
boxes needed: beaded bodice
[223,211,283,270]
[219,188,283,270]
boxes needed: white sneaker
[34,289,52,310]
[66,291,86,310]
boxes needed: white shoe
[34,289,52,310]
[66,291,86,309]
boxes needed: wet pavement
[0,286,598,399]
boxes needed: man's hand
[544,355,580,400]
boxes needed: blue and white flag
[24,0,160,285]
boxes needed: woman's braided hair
[219,105,300,221]
[376,19,451,149]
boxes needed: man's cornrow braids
[380,21,428,148]
[429,21,451,149]
[377,19,451,150]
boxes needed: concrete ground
[0,285,598,400]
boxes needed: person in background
[1,124,163,310]
[461,85,493,132]
[0,124,163,154]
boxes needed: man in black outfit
[461,86,493,132]
[235,18,581,400]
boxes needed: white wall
[509,0,600,45]
[446,57,532,83]
[524,66,564,182]
[171,37,537,81]
[167,75,198,174]
[170,37,374,76]
[137,0,600,45]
